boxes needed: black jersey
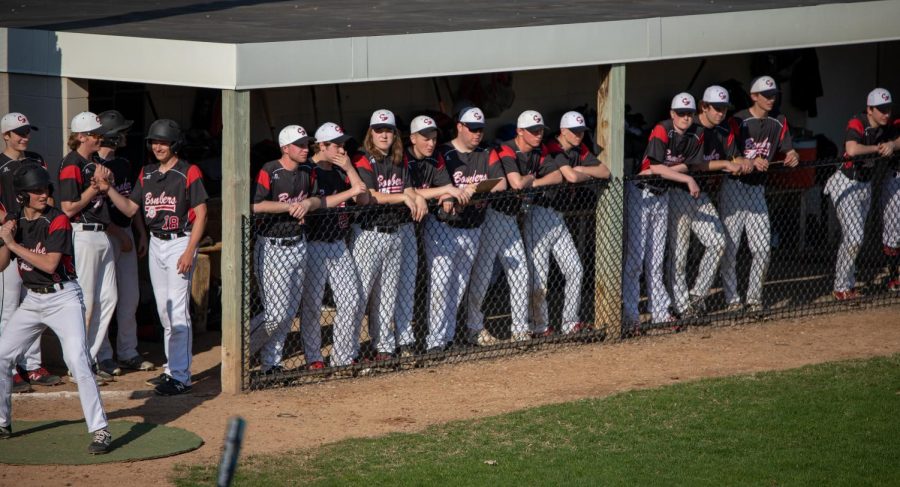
[545,139,602,213]
[353,150,412,229]
[495,139,557,213]
[407,147,451,190]
[841,113,899,182]
[252,159,317,238]
[308,164,352,242]
[697,119,739,193]
[14,206,77,290]
[732,109,794,186]
[129,159,208,234]
[640,120,704,192]
[439,143,504,228]
[0,151,45,218]
[58,150,116,225]
[94,154,135,228]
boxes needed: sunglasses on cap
[10,127,31,137]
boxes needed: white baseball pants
[719,178,771,306]
[825,171,871,292]
[623,183,671,324]
[248,237,306,371]
[99,226,142,362]
[73,225,118,364]
[352,225,403,355]
[667,188,726,313]
[466,209,531,335]
[393,223,418,348]
[0,282,108,433]
[883,173,900,249]
[299,240,363,367]
[423,216,481,350]
[0,263,40,371]
[524,205,583,334]
[149,235,196,385]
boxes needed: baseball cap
[1,112,39,134]
[278,124,312,148]
[70,111,108,134]
[702,85,731,107]
[410,115,439,136]
[315,122,352,144]
[517,110,547,130]
[560,111,588,133]
[867,88,892,110]
[670,93,697,112]
[750,75,779,96]
[457,106,486,129]
[369,109,396,130]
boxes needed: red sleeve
[436,153,446,171]
[488,149,501,166]
[778,117,793,152]
[256,169,270,191]
[353,153,376,189]
[186,165,208,209]
[845,118,866,144]
[45,214,73,254]
[58,164,84,203]
[498,145,520,175]
[643,124,670,166]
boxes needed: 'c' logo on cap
[334,125,344,134]
[95,116,101,123]
[17,115,27,123]
[297,127,306,136]
[473,112,483,121]
[766,79,774,87]
[424,118,433,125]
[379,113,389,121]
[576,116,584,123]
[883,92,890,101]
[533,114,541,122]
[718,91,727,100]
[682,97,691,106]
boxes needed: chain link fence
[242,155,900,390]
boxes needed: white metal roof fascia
[1,27,237,89]
[234,0,900,90]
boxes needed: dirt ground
[2,305,899,486]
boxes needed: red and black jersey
[58,150,115,225]
[14,206,77,290]
[0,151,45,217]
[697,120,739,193]
[307,164,352,242]
[439,143,504,228]
[495,140,557,214]
[93,154,135,228]
[732,109,794,185]
[841,113,899,182]
[407,147,451,189]
[546,139,602,212]
[129,158,208,234]
[353,150,412,229]
[640,120,704,192]
[252,159,316,238]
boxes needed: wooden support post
[594,64,626,335]
[220,89,250,394]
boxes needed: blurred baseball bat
[216,416,246,487]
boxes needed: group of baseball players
[0,110,208,453]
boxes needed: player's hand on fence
[176,250,193,275]
[352,180,367,197]
[0,220,16,245]
[877,142,894,158]
[412,194,428,222]
[288,200,311,221]
[687,177,701,198]
[784,150,800,167]
[753,157,769,172]
[449,186,471,206]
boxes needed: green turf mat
[0,420,203,465]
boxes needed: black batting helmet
[99,110,134,148]
[13,163,53,205]
[145,119,183,152]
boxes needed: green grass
[174,355,900,486]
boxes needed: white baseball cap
[517,110,547,130]
[867,88,892,109]
[670,93,697,112]
[749,75,779,95]
[315,122,352,144]
[702,85,731,107]
[70,111,108,134]
[410,115,439,135]
[560,111,588,132]
[278,124,312,148]
[369,109,396,130]
[1,112,39,134]
[457,106,486,129]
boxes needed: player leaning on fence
[825,88,900,299]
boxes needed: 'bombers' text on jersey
[354,151,412,229]
[841,113,899,182]
[308,164,352,242]
[58,150,115,225]
[15,206,77,289]
[439,143,504,228]
[253,159,316,238]
[130,159,208,234]
[732,109,794,186]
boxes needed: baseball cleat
[468,329,500,346]
[306,361,325,371]
[88,428,112,455]
[832,289,862,301]
[145,372,168,387]
[510,332,531,343]
[12,371,33,394]
[566,322,593,335]
[118,356,156,372]
[531,327,554,339]
[154,375,192,396]
[26,367,62,386]
[887,279,900,292]
[98,359,122,377]
[0,424,12,439]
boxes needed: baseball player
[826,88,899,299]
[884,114,900,292]
[429,107,506,351]
[93,110,155,374]
[96,119,208,396]
[300,122,369,369]
[719,76,799,313]
[543,111,611,333]
[0,112,60,392]
[0,164,111,454]
[623,93,703,334]
[668,86,749,317]
[244,125,320,375]
[352,109,427,361]
[58,111,120,382]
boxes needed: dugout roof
[1,0,898,89]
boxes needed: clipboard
[473,177,503,194]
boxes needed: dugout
[1,0,899,393]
